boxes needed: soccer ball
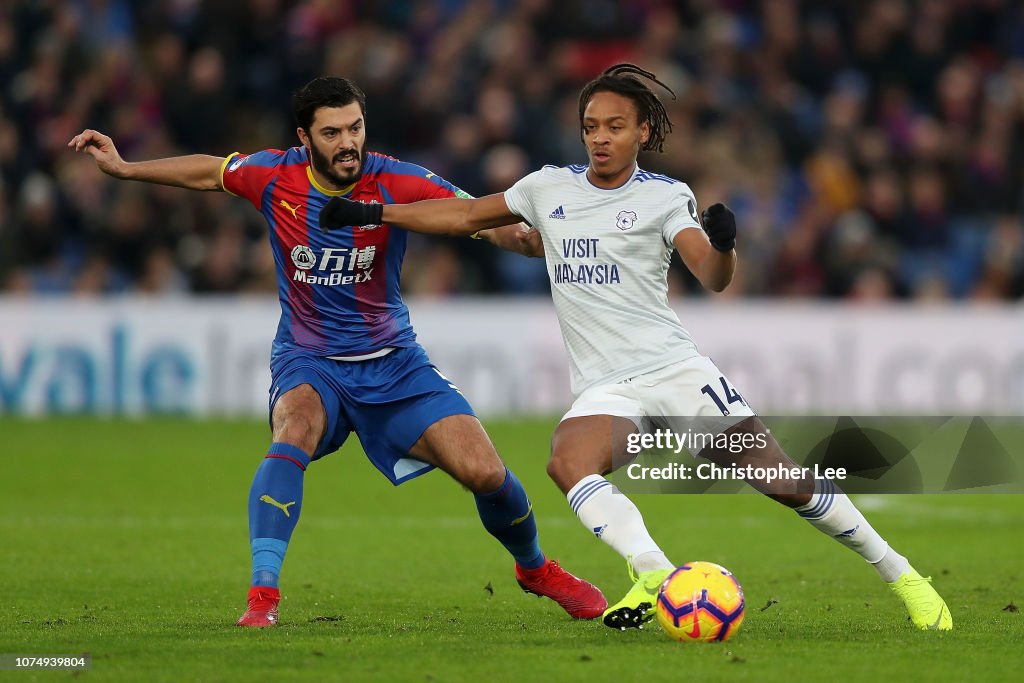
[655,561,745,643]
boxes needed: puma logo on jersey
[510,502,534,526]
[260,495,296,517]
[280,200,301,218]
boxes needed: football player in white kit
[319,64,952,632]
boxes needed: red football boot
[515,559,607,619]
[236,586,280,627]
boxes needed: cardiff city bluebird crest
[616,210,638,231]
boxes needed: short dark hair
[578,63,675,153]
[292,77,367,131]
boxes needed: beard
[309,139,364,187]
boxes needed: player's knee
[461,457,507,494]
[546,451,578,493]
[545,453,562,482]
[547,434,566,481]
[271,385,326,453]
[272,412,322,455]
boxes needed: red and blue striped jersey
[221,147,468,359]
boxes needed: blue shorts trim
[269,346,474,485]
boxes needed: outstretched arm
[68,129,225,191]
[673,203,737,292]
[320,193,520,237]
[476,224,544,258]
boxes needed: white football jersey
[504,163,704,396]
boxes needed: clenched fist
[701,203,736,252]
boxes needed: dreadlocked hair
[578,63,676,153]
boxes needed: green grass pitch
[1,417,1022,682]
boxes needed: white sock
[795,478,890,565]
[567,474,675,575]
[871,547,912,583]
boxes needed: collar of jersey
[584,163,639,192]
[307,166,356,196]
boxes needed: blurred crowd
[2,0,1024,300]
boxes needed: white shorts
[561,356,757,429]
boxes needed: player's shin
[794,478,910,581]
[247,442,310,588]
[568,474,674,573]
[474,468,545,568]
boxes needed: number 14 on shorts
[701,376,746,416]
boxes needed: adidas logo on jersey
[549,205,566,219]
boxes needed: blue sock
[247,442,310,588]
[474,468,545,569]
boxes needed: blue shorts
[269,345,474,485]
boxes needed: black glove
[701,202,736,252]
[319,197,383,233]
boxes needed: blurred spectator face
[848,267,895,302]
[909,169,945,215]
[477,86,518,143]
[865,170,904,220]
[248,0,280,20]
[151,33,185,83]
[442,114,482,162]
[975,215,1024,298]
[20,174,57,233]
[0,20,12,62]
[910,17,944,58]
[483,20,535,79]
[111,192,147,237]
[138,247,184,295]
[0,118,19,167]
[581,91,649,186]
[938,58,980,126]
[833,211,878,264]
[482,145,529,192]
[913,275,950,301]
[73,255,114,296]
[642,6,681,59]
[300,103,366,187]
[824,88,864,136]
[909,116,947,163]
[422,244,462,297]
[197,223,246,292]
[188,47,225,95]
[854,128,891,168]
